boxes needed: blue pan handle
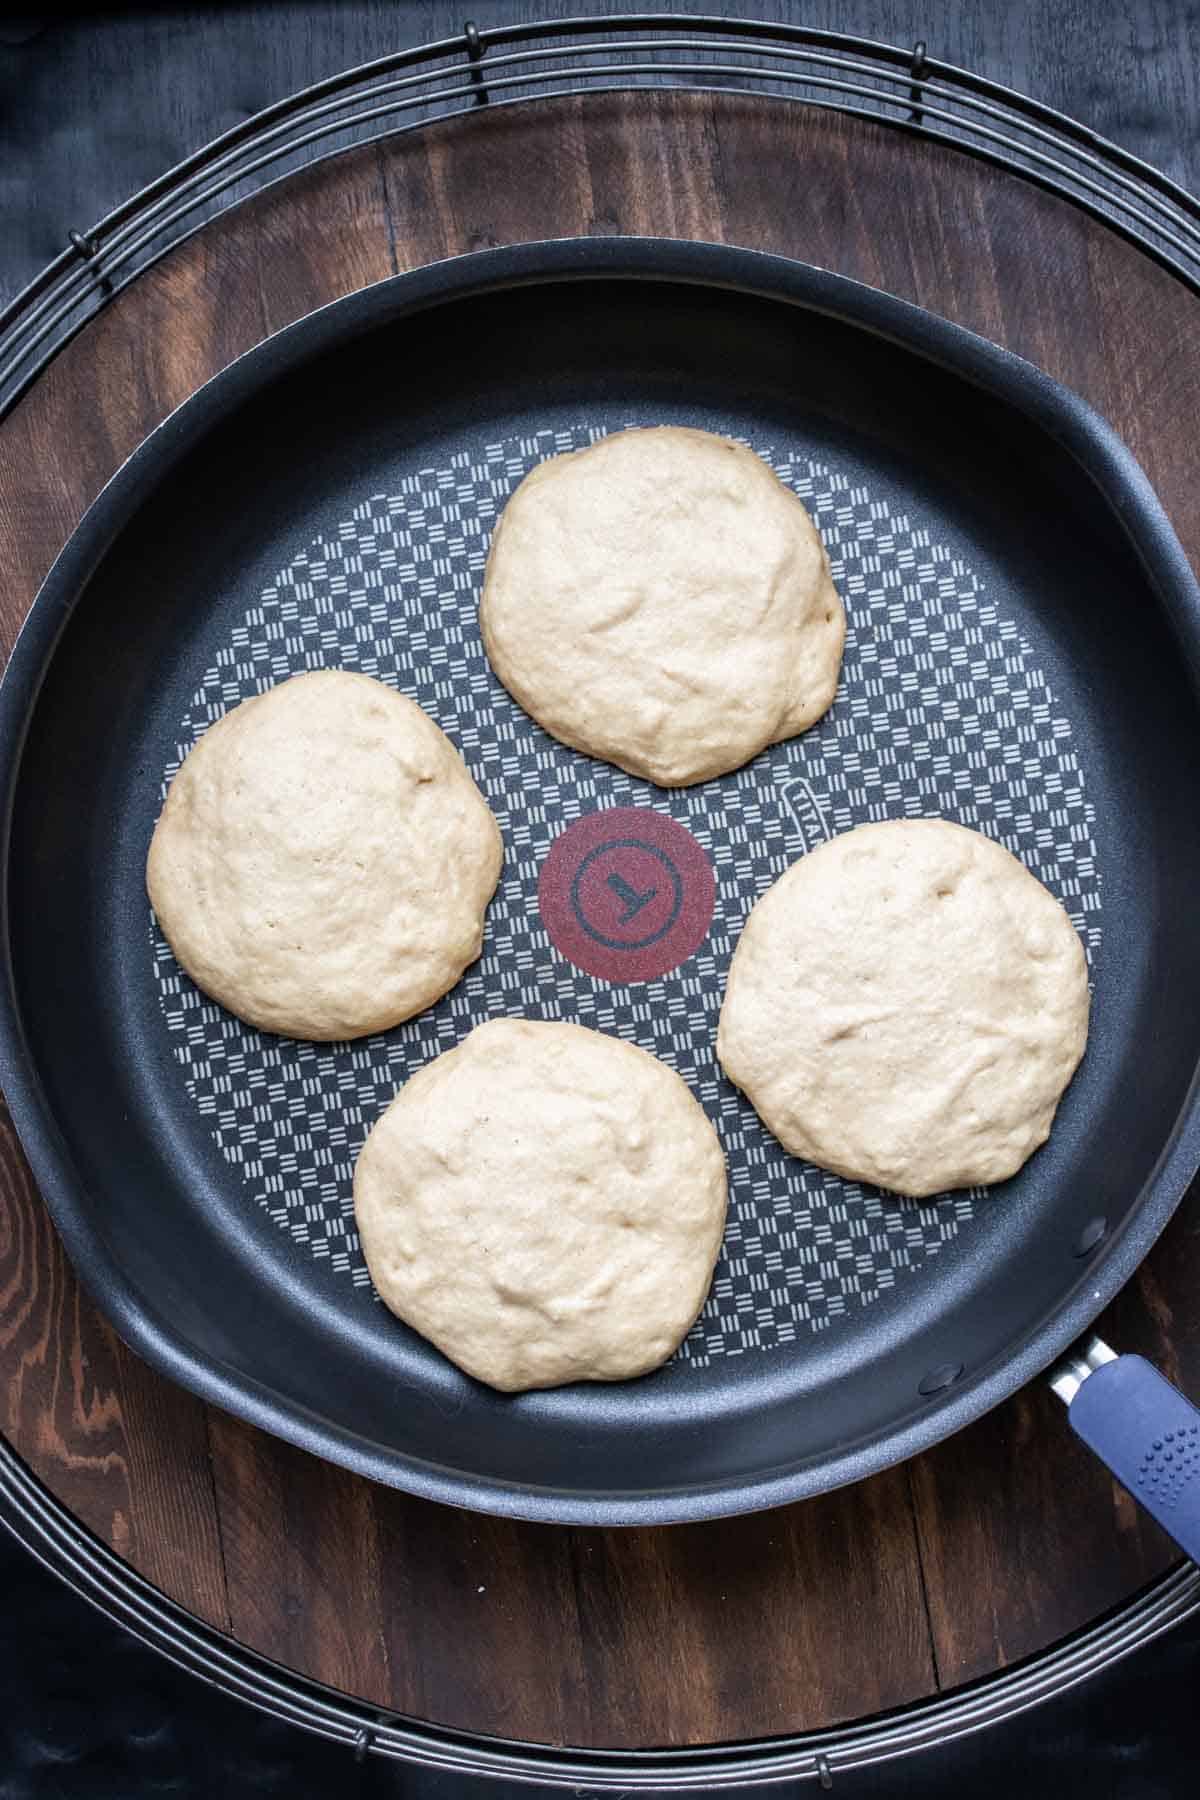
[1051,1339,1200,1562]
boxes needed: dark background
[2,4,1199,1795]
[4,0,1200,308]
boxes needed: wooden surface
[2,90,1200,1747]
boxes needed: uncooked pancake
[353,1018,728,1390]
[717,819,1089,1197]
[480,426,845,786]
[147,669,502,1040]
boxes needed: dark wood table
[2,89,1199,1749]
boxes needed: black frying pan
[3,239,1200,1535]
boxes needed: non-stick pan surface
[3,239,1200,1524]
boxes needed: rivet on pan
[1074,1216,1108,1256]
[816,1752,834,1788]
[918,1362,963,1397]
[353,1727,374,1763]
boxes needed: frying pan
[3,238,1200,1538]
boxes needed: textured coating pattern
[150,426,1102,1367]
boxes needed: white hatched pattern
[150,427,1102,1369]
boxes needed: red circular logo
[538,807,715,983]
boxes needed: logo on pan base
[538,807,715,983]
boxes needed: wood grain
[205,1408,931,1744]
[0,1102,227,1628]
[2,90,1199,1746]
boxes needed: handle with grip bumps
[1067,1354,1200,1562]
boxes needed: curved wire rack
[2,1435,1197,1786]
[4,11,1200,422]
[3,9,1200,1775]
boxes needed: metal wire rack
[1,1434,1197,1786]
[4,12,1200,423]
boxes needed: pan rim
[2,234,1199,1524]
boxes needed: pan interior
[9,267,1200,1508]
